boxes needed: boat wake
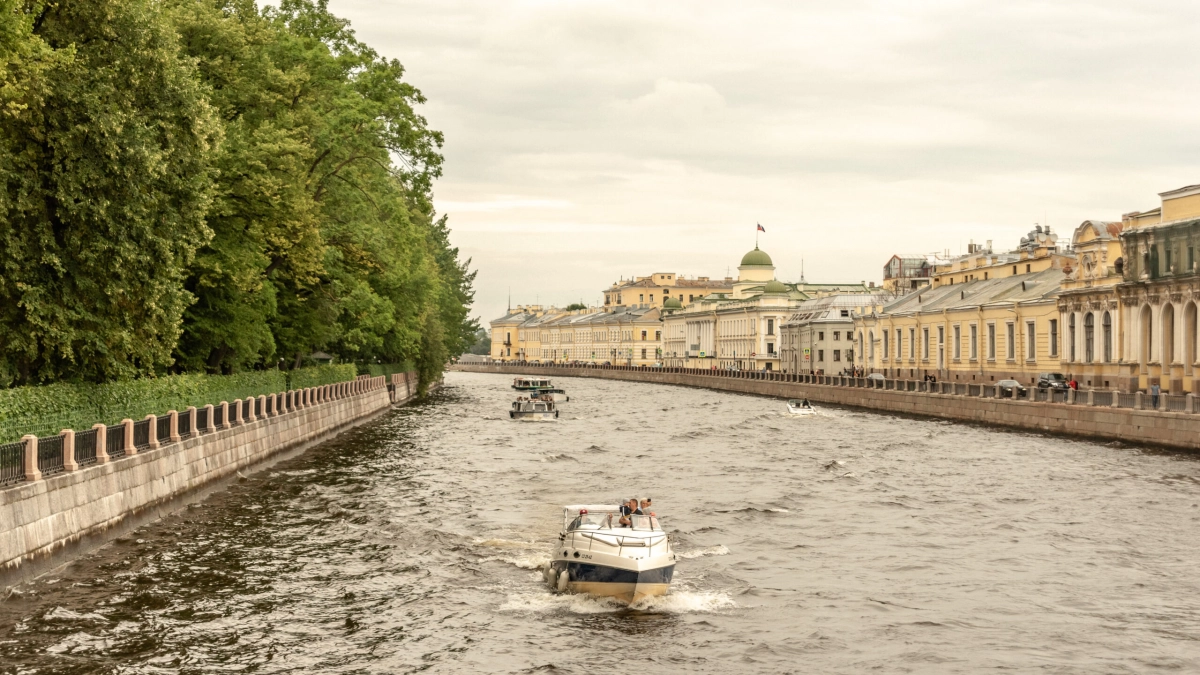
[678,544,730,559]
[499,589,735,615]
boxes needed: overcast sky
[322,0,1200,325]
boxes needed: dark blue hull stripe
[551,561,675,585]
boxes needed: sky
[318,0,1200,325]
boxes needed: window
[988,324,996,360]
[1084,313,1094,362]
[1102,312,1112,362]
[1166,249,1172,274]
[984,272,988,280]
[1190,247,1195,273]
[883,330,889,358]
[833,331,840,340]
[840,310,850,317]
[641,348,647,359]
[639,294,644,302]
[847,349,855,363]
[1069,314,1076,361]
[953,325,961,359]
[970,324,978,359]
[655,330,661,341]
[688,295,694,302]
[767,343,775,354]
[922,327,930,359]
[1049,319,1059,357]
[833,350,841,362]
[641,330,647,340]
[1006,323,1015,360]
[868,331,875,360]
[617,294,622,304]
[767,319,775,336]
[909,328,915,358]
[1026,264,1031,273]
[818,349,825,361]
[1026,321,1036,360]
[896,329,902,358]
[1012,265,1017,275]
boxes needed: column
[94,423,109,464]
[187,406,197,436]
[169,410,181,442]
[203,405,215,431]
[145,414,159,449]
[219,402,229,429]
[123,419,136,456]
[22,435,40,482]
[232,399,243,425]
[61,429,78,472]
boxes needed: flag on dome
[757,223,766,232]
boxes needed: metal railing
[133,418,151,449]
[107,424,126,459]
[37,435,64,476]
[178,411,192,439]
[75,428,98,467]
[156,415,172,443]
[0,440,23,486]
[197,407,209,433]
[213,405,225,429]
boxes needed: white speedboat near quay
[512,376,554,392]
[543,505,675,605]
[786,399,816,415]
[510,398,558,421]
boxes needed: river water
[2,371,1200,673]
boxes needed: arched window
[1102,312,1112,362]
[1084,313,1094,363]
[1069,314,1076,362]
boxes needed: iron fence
[37,435,64,476]
[1166,395,1187,412]
[75,428,98,467]
[255,397,263,418]
[0,440,23,486]
[1117,392,1137,408]
[133,418,151,449]
[156,415,172,443]
[213,405,225,429]
[197,407,210,433]
[178,411,192,439]
[244,398,253,420]
[107,424,126,459]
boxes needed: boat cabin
[561,505,662,532]
[512,377,553,391]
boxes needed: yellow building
[1056,220,1125,389]
[1117,182,1200,393]
[856,229,1068,384]
[604,273,733,310]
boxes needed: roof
[871,267,1063,317]
[740,247,773,267]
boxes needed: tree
[0,0,217,385]
[565,303,587,311]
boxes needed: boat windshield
[568,513,610,530]
[629,515,661,531]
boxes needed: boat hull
[510,411,557,421]
[549,561,674,604]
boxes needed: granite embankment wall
[455,364,1197,451]
[1,374,429,587]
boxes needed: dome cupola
[740,246,773,267]
[763,279,788,294]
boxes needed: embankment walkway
[455,363,1196,452]
[1,374,431,588]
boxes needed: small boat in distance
[786,399,816,415]
[512,376,554,392]
[544,505,675,605]
[510,397,558,421]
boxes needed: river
[2,371,1199,673]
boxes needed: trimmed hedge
[361,362,414,379]
[289,364,358,391]
[0,366,357,443]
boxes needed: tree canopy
[0,0,475,390]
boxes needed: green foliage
[288,363,356,390]
[361,362,414,379]
[0,0,474,390]
[465,327,490,355]
[565,303,587,311]
[0,0,218,385]
[0,365,358,442]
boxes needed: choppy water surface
[3,372,1200,673]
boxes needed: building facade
[1055,220,1125,389]
[604,273,734,310]
[780,294,888,374]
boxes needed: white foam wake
[499,590,735,615]
[678,544,730,559]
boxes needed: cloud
[323,0,1200,323]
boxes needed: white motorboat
[543,505,675,605]
[538,388,570,402]
[512,376,554,392]
[786,398,816,415]
[510,398,558,421]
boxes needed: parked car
[1037,372,1068,390]
[866,373,886,381]
[997,379,1028,398]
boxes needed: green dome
[740,247,773,267]
[763,279,788,293]
[662,297,683,309]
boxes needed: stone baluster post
[94,423,109,464]
[169,410,180,442]
[1086,390,1095,406]
[22,435,40,482]
[257,395,266,419]
[233,399,244,425]
[1135,391,1144,410]
[145,414,159,450]
[1187,393,1196,414]
[187,406,197,436]
[1160,393,1169,412]
[1111,390,1120,408]
[219,402,229,429]
[61,429,78,472]
[123,419,136,456]
[203,405,215,432]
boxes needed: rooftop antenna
[801,258,806,283]
[507,287,511,312]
